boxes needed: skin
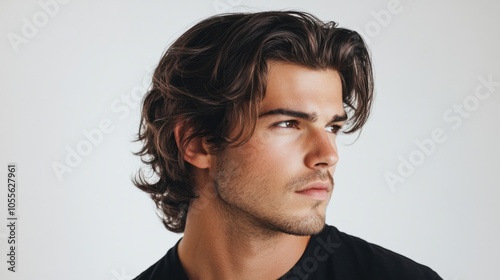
[177,61,346,280]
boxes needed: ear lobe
[174,123,211,169]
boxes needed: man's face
[212,61,346,236]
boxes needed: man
[133,11,442,279]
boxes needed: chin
[278,214,326,236]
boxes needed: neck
[177,191,311,280]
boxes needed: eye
[325,125,342,134]
[272,120,299,129]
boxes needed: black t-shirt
[133,225,442,279]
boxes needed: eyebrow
[258,108,348,123]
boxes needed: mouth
[295,182,332,201]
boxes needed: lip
[295,182,332,200]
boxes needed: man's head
[134,11,373,233]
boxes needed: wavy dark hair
[133,11,374,233]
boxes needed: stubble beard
[213,155,333,237]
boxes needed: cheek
[239,133,304,175]
[240,132,293,161]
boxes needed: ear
[174,122,211,169]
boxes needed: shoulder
[319,225,442,279]
[132,240,188,280]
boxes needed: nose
[304,128,339,169]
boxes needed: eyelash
[272,120,342,134]
[273,120,299,129]
[326,125,342,134]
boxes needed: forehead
[260,61,343,113]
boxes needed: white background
[1,0,499,279]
